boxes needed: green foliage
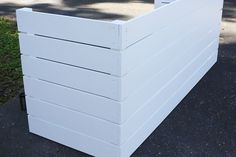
[0,17,22,104]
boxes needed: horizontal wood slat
[21,56,121,100]
[16,8,121,49]
[123,0,223,48]
[19,34,121,75]
[26,97,121,145]
[28,116,121,157]
[23,77,121,123]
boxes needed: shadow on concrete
[0,3,129,20]
[0,0,153,20]
[219,42,236,61]
[62,0,153,6]
[222,0,236,22]
[2,0,235,21]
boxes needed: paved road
[0,0,236,157]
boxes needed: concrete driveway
[0,0,153,21]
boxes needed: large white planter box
[16,0,223,156]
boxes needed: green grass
[0,17,22,105]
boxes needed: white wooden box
[16,0,223,156]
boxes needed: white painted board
[21,55,121,100]
[19,33,121,76]
[28,116,121,157]
[123,0,223,48]
[16,8,121,49]
[26,97,121,145]
[23,77,121,123]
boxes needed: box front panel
[24,77,121,123]
[21,55,121,100]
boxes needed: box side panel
[120,36,219,144]
[122,39,219,157]
[123,0,223,49]
[121,0,223,75]
[120,5,222,101]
